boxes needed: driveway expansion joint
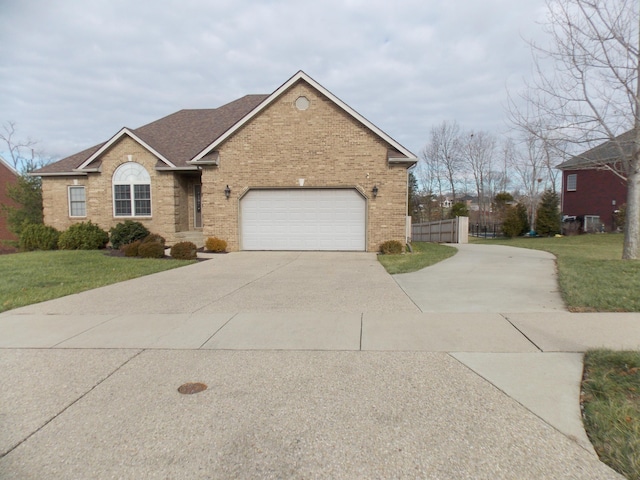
[0,348,144,459]
[51,314,121,348]
[501,313,544,352]
[198,312,239,349]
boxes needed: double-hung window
[112,162,152,217]
[566,174,577,192]
[68,186,86,217]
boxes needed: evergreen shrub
[503,203,530,238]
[170,241,197,260]
[141,233,166,246]
[19,224,60,251]
[121,240,141,257]
[109,220,150,249]
[138,241,165,258]
[535,190,561,236]
[449,202,469,218]
[379,240,404,254]
[58,221,109,250]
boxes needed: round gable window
[295,96,310,111]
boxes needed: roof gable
[76,127,176,171]
[0,156,18,176]
[191,71,416,163]
[557,129,635,170]
[35,95,268,175]
[131,95,269,166]
[34,72,416,175]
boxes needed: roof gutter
[188,151,220,166]
[155,166,201,171]
[30,171,89,177]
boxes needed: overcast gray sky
[0,0,549,161]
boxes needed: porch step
[173,231,205,248]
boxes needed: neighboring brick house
[34,71,417,251]
[557,131,630,232]
[0,156,19,242]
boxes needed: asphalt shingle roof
[36,94,269,174]
[557,129,636,170]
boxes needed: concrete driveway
[1,247,637,479]
[394,243,566,313]
[10,251,418,315]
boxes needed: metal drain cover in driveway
[178,382,207,395]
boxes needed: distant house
[34,71,417,251]
[557,131,630,232]
[0,156,19,242]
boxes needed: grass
[377,241,457,274]
[472,234,640,312]
[582,350,640,479]
[0,250,195,312]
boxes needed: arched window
[112,162,151,217]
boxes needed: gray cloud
[0,0,548,159]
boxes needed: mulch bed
[104,247,210,261]
[0,245,18,255]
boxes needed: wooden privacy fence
[410,217,469,244]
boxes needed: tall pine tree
[535,190,560,236]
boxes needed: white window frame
[566,174,577,192]
[112,162,152,217]
[68,186,86,217]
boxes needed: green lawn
[582,350,640,479]
[473,234,640,312]
[376,242,457,274]
[470,234,640,477]
[0,250,195,312]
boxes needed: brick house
[557,131,629,232]
[0,156,19,242]
[34,71,417,251]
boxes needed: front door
[194,185,202,228]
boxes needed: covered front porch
[170,171,205,247]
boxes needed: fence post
[457,217,469,243]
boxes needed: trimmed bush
[121,240,141,257]
[141,233,166,246]
[138,241,165,258]
[170,241,197,260]
[379,240,404,254]
[109,220,150,249]
[19,224,60,251]
[502,203,530,238]
[205,237,227,253]
[58,221,109,250]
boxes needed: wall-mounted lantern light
[224,185,231,199]
[372,185,378,198]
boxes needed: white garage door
[240,189,366,251]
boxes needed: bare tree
[496,139,515,195]
[461,131,496,225]
[511,133,550,231]
[418,143,445,220]
[425,121,463,202]
[511,0,640,258]
[0,121,40,173]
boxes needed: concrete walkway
[1,248,638,478]
[394,243,566,313]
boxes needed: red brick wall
[561,169,627,230]
[0,161,19,241]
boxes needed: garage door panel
[241,189,366,251]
